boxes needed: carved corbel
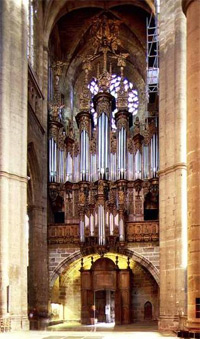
[133,178,143,195]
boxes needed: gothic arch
[49,248,159,288]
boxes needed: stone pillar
[28,205,48,312]
[0,0,29,331]
[182,0,200,331]
[27,44,49,327]
[159,0,187,331]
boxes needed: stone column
[159,0,187,331]
[182,0,200,331]
[0,0,29,331]
[27,43,49,327]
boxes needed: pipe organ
[48,15,159,254]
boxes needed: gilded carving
[48,225,80,244]
[58,127,66,150]
[49,124,59,142]
[80,84,91,111]
[90,137,97,154]
[90,16,121,57]
[118,190,125,205]
[96,96,111,117]
[110,133,117,154]
[49,103,64,123]
[116,72,129,110]
[117,117,128,130]
[127,138,134,154]
[79,116,90,133]
[135,196,143,215]
[74,141,80,157]
[79,191,86,205]
[98,180,104,195]
[133,117,140,135]
[98,71,112,92]
[126,222,159,242]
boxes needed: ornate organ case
[48,15,159,254]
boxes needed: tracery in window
[89,74,139,129]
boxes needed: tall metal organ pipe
[117,127,127,179]
[93,92,115,181]
[98,204,105,245]
[49,137,57,182]
[76,112,91,181]
[115,111,130,180]
[135,150,142,179]
[98,112,109,179]
[151,133,159,177]
[80,130,89,180]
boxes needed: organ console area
[48,15,159,253]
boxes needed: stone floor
[0,322,176,339]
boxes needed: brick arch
[50,248,159,288]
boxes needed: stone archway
[49,250,159,323]
[50,249,159,288]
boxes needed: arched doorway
[50,251,159,324]
[144,301,153,320]
[80,257,132,325]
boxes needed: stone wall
[27,0,49,319]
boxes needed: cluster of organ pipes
[78,209,124,245]
[48,122,159,184]
[48,15,159,248]
[48,85,159,246]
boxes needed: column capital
[182,0,200,15]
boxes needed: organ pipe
[118,127,127,179]
[143,145,149,179]
[110,153,117,181]
[151,133,158,177]
[80,218,85,242]
[98,204,105,245]
[89,213,94,236]
[49,137,57,182]
[98,113,109,179]
[76,112,91,182]
[109,213,114,235]
[73,154,79,182]
[127,152,134,180]
[80,130,89,180]
[90,154,97,182]
[66,152,72,181]
[119,216,125,241]
[58,149,64,183]
[135,150,142,179]
[115,111,130,180]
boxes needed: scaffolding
[146,0,160,100]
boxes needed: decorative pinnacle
[80,59,92,111]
